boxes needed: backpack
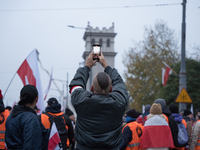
[168,116,188,147]
[45,112,68,150]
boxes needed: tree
[157,58,200,113]
[123,20,180,112]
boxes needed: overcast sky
[0,0,200,107]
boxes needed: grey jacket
[189,120,200,150]
[69,66,129,149]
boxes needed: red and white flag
[48,122,61,150]
[17,49,45,113]
[162,61,172,86]
[140,115,174,149]
[44,68,53,100]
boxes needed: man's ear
[36,96,38,103]
[109,86,113,93]
[91,85,94,92]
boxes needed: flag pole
[3,72,17,98]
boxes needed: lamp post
[179,0,187,113]
[68,24,93,90]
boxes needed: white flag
[44,68,53,100]
[48,122,61,150]
[17,49,45,113]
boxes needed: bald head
[92,72,112,95]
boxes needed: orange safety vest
[41,112,69,147]
[195,120,200,150]
[122,121,143,150]
[0,109,9,149]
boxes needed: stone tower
[82,22,117,91]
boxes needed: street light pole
[68,24,93,91]
[179,0,187,113]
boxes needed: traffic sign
[175,88,192,103]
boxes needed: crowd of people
[1,51,200,150]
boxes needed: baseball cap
[47,97,58,106]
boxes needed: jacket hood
[171,113,183,123]
[11,105,36,118]
[143,111,150,117]
[0,103,5,112]
[45,103,61,113]
[183,116,191,122]
[162,106,171,116]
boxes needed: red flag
[17,49,45,113]
[48,122,61,150]
[140,115,174,149]
[162,61,172,86]
[44,68,53,100]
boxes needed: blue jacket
[5,105,48,150]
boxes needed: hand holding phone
[93,45,101,60]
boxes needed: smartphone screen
[93,45,101,60]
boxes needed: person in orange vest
[5,106,12,114]
[183,109,193,144]
[169,104,187,150]
[119,109,143,150]
[189,108,200,150]
[0,90,9,150]
[40,97,74,150]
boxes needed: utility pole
[179,0,187,113]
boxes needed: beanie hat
[0,90,3,99]
[65,108,74,116]
[183,109,192,116]
[145,104,151,112]
[47,97,58,106]
[150,103,162,115]
[169,104,179,114]
[20,85,38,99]
[154,99,166,107]
[126,109,140,118]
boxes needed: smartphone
[93,45,101,60]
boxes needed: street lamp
[68,24,93,90]
[179,0,187,112]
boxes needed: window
[107,39,110,47]
[91,39,95,46]
[99,39,102,47]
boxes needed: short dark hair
[93,72,111,94]
[97,72,109,90]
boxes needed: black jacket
[5,105,48,150]
[41,104,75,149]
[69,66,129,149]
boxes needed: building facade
[82,22,117,91]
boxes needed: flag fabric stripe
[44,68,53,100]
[162,64,172,86]
[140,115,174,149]
[17,60,36,86]
[17,49,45,113]
[70,86,82,94]
[162,68,165,85]
[48,132,60,150]
[48,122,61,150]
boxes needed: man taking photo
[69,51,129,150]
